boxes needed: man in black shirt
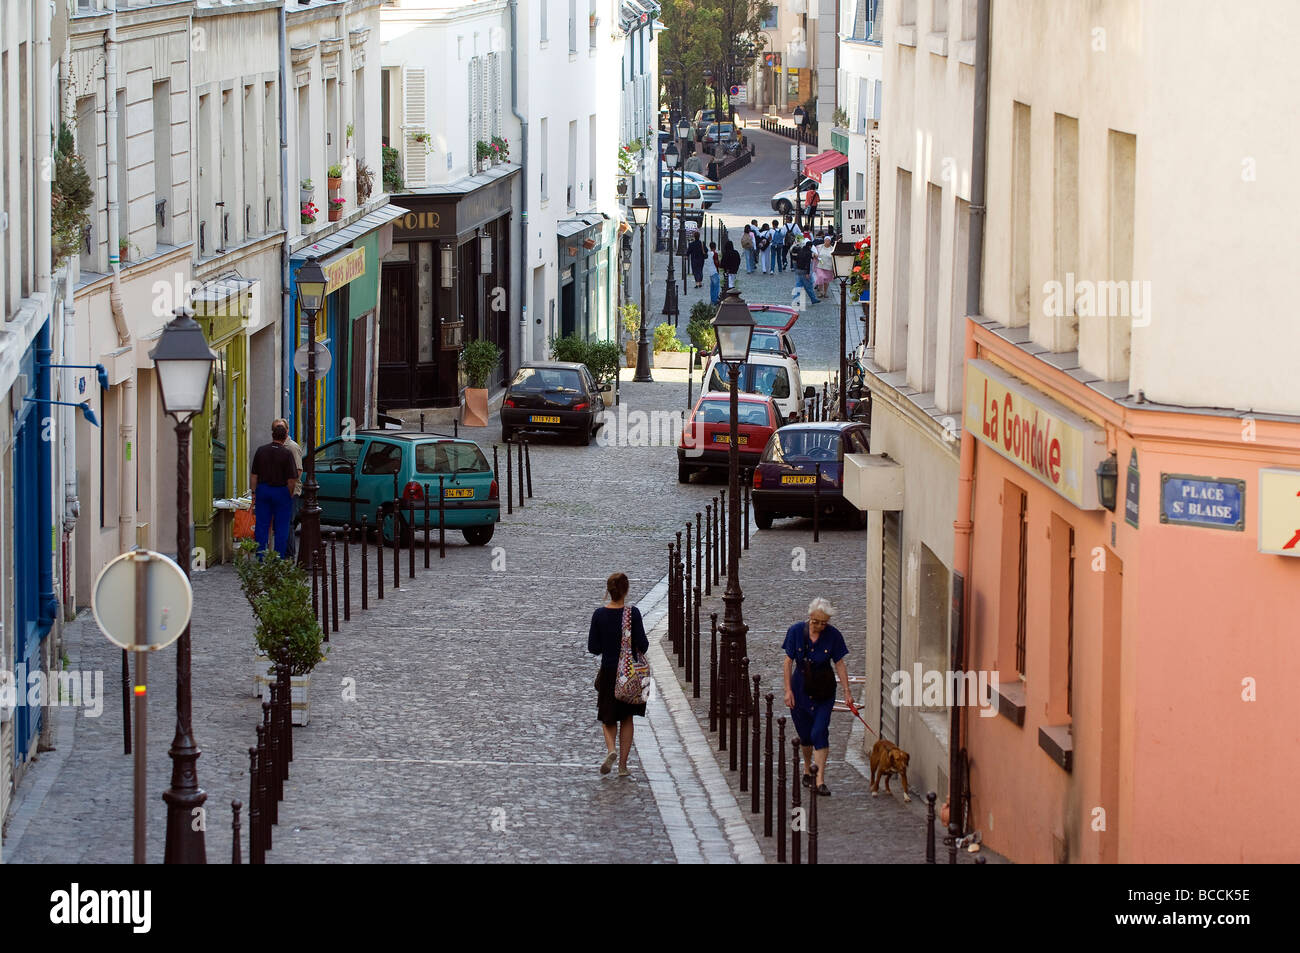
[250,422,299,557]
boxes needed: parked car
[751,422,871,530]
[701,350,804,424]
[677,393,782,483]
[703,122,735,145]
[693,108,717,126]
[771,175,835,215]
[501,361,607,445]
[660,170,723,206]
[660,177,707,222]
[747,304,799,363]
[312,432,500,547]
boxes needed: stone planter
[300,188,314,205]
[654,351,691,370]
[461,386,489,427]
[253,654,274,698]
[626,340,637,368]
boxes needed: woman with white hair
[782,597,853,796]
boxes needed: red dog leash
[843,698,879,738]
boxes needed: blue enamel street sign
[1159,474,1245,531]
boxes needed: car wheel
[754,507,774,530]
[777,199,792,215]
[677,461,692,484]
[501,425,514,442]
[379,509,412,548]
[462,524,495,546]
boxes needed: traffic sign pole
[133,552,149,864]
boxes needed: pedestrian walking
[688,234,707,288]
[274,417,303,558]
[757,222,773,274]
[782,598,853,796]
[706,157,720,182]
[790,234,819,305]
[705,241,721,304]
[250,421,299,558]
[721,240,741,289]
[780,219,796,272]
[814,234,836,299]
[588,572,650,778]
[803,186,820,231]
[741,225,756,273]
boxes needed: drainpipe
[279,2,294,423]
[509,0,528,365]
[339,6,354,208]
[36,0,52,299]
[951,0,990,833]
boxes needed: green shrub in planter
[234,542,324,677]
[653,322,687,352]
[687,303,717,353]
[549,333,589,366]
[586,339,621,389]
[460,338,502,389]
[620,302,641,337]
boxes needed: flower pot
[258,667,312,725]
[626,340,637,368]
[327,176,343,191]
[461,386,490,428]
[328,207,342,222]
[654,351,691,370]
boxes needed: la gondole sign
[964,360,1109,510]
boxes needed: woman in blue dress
[782,598,853,796]
[588,572,649,778]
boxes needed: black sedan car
[500,362,606,445]
[751,422,871,529]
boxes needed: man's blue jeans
[794,270,819,305]
[776,246,789,272]
[709,273,721,304]
[745,248,757,273]
[254,485,293,558]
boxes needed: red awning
[802,150,848,184]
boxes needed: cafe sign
[964,359,1108,510]
[323,247,366,294]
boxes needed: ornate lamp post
[662,140,680,325]
[711,287,756,688]
[631,192,653,383]
[792,105,807,231]
[294,256,328,570]
[149,306,216,864]
[832,241,857,420]
[676,114,692,300]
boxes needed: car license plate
[781,475,816,485]
[712,434,749,445]
[445,488,473,499]
[530,414,561,424]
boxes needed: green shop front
[557,214,619,343]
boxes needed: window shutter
[489,53,502,140]
[403,67,427,186]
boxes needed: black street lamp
[662,141,680,325]
[832,240,857,420]
[149,306,216,864]
[792,106,807,231]
[631,192,653,383]
[676,115,691,299]
[294,256,328,573]
[711,287,755,688]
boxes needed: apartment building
[835,0,882,224]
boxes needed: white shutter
[489,53,502,140]
[404,67,427,186]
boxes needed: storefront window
[210,349,228,499]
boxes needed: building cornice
[194,1,282,20]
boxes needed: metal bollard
[330,532,339,634]
[493,444,500,498]
[248,748,262,864]
[684,523,692,654]
[765,694,774,836]
[693,589,701,698]
[279,670,293,763]
[926,792,937,864]
[976,856,987,865]
[255,725,271,851]
[310,546,319,623]
[948,821,960,865]
[263,701,280,812]
[777,717,786,860]
[391,501,400,590]
[739,657,750,791]
[342,525,351,622]
[667,543,677,652]
[719,488,727,571]
[751,673,761,814]
[438,476,446,559]
[729,644,739,771]
[790,736,801,865]
[822,381,828,421]
[454,419,459,438]
[743,471,752,550]
[808,754,819,865]
[695,512,703,601]
[424,484,431,568]
[505,439,513,515]
[709,612,719,732]
[704,504,713,596]
[420,412,425,432]
[516,436,525,509]
[407,498,416,579]
[232,799,242,864]
[524,437,533,498]
[712,495,721,587]
[813,463,821,544]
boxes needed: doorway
[379,262,414,405]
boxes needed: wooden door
[379,263,414,405]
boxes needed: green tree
[659,2,772,119]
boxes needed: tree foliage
[51,123,93,268]
[659,1,771,117]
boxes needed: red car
[747,304,799,363]
[677,393,782,484]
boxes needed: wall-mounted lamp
[1096,452,1119,511]
[480,231,493,274]
[440,243,455,289]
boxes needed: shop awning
[802,150,848,184]
[291,203,409,261]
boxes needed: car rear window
[509,366,584,393]
[697,400,771,426]
[750,332,782,354]
[414,442,491,474]
[707,363,790,400]
[761,429,843,463]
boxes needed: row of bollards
[237,670,294,864]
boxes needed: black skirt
[595,667,647,725]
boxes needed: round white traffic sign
[91,550,193,651]
[293,341,333,378]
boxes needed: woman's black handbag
[801,625,836,702]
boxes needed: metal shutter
[880,510,903,744]
[403,67,427,186]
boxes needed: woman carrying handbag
[588,572,650,777]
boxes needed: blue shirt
[783,622,848,702]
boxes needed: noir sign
[1159,474,1245,531]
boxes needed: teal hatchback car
[311,432,500,546]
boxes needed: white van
[701,351,805,424]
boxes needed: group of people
[589,574,852,796]
[680,219,841,308]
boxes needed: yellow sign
[964,360,1108,509]
[1258,468,1300,555]
[323,247,366,294]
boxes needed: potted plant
[356,160,374,204]
[491,135,510,164]
[475,140,493,172]
[300,201,318,225]
[848,236,871,320]
[327,163,344,191]
[687,302,717,367]
[382,143,405,192]
[328,196,346,222]
[410,130,433,154]
[300,178,314,204]
[621,302,641,367]
[234,543,325,726]
[118,237,131,263]
[51,123,93,268]
[653,322,690,369]
[586,339,621,395]
[460,337,501,427]
[345,121,354,144]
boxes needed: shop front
[557,214,618,343]
[384,167,518,409]
[288,205,404,446]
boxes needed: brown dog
[869,739,912,803]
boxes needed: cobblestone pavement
[2,381,762,864]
